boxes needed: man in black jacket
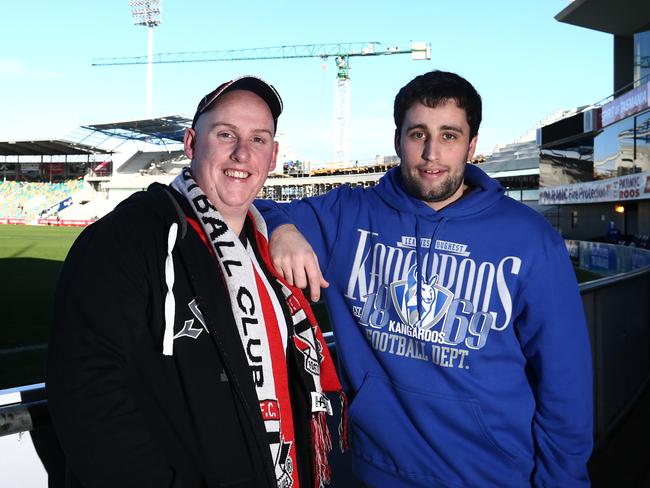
[47,75,344,488]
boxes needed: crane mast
[334,55,351,162]
[93,41,431,163]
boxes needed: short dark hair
[393,70,482,140]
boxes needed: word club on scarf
[182,170,265,387]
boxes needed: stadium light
[130,0,162,118]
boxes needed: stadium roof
[555,0,650,36]
[0,139,111,156]
[81,115,190,145]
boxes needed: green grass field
[0,225,83,389]
[0,225,83,261]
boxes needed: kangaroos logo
[390,265,453,330]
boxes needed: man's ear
[394,129,402,159]
[269,141,279,172]
[184,128,196,159]
[467,133,478,161]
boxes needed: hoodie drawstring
[415,217,447,324]
[162,223,179,356]
[415,220,424,321]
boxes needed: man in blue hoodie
[255,70,593,487]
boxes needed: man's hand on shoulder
[269,224,329,302]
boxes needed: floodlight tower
[130,0,162,118]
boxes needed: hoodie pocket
[349,373,524,487]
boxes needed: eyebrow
[405,123,428,133]
[209,122,274,137]
[405,123,465,134]
[440,124,465,134]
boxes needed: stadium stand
[0,180,86,222]
[476,140,540,202]
[0,117,193,224]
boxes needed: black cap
[191,75,283,130]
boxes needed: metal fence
[581,266,650,449]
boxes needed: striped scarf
[172,168,346,487]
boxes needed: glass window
[635,110,650,172]
[634,29,650,86]
[593,117,635,178]
[505,189,522,201]
[521,189,539,201]
[539,138,594,187]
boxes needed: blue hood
[374,163,505,219]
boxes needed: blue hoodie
[256,164,593,487]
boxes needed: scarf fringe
[311,391,350,488]
[311,411,332,488]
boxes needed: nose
[231,139,251,163]
[422,138,439,162]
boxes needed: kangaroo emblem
[391,264,453,330]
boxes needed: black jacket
[47,184,283,487]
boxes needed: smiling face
[185,89,278,233]
[395,99,477,211]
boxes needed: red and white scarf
[171,168,346,487]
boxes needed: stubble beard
[401,165,466,204]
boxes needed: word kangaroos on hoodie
[345,228,522,370]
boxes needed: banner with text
[601,81,650,127]
[539,171,650,205]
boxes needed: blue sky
[1,0,613,163]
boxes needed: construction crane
[92,41,431,163]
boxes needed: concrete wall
[556,201,649,241]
